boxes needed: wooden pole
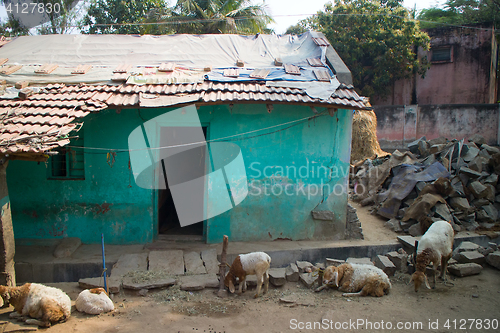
[0,158,16,288]
[217,235,229,297]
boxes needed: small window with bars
[431,46,452,63]
[49,136,85,180]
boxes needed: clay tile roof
[0,93,106,155]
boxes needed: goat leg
[25,318,50,327]
[263,271,269,294]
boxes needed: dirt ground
[1,204,499,333]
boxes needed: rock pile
[352,134,500,237]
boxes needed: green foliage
[418,0,500,27]
[0,17,29,37]
[312,0,430,98]
[37,0,81,34]
[81,0,171,34]
[285,17,315,35]
[417,7,461,28]
[81,0,272,35]
[168,0,274,34]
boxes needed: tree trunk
[0,159,15,287]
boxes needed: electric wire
[65,110,329,154]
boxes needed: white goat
[322,263,392,297]
[224,251,271,298]
[411,220,454,292]
[75,288,114,315]
[0,283,71,327]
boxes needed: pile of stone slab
[78,249,220,294]
[352,134,500,237]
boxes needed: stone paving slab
[122,277,176,290]
[201,248,220,274]
[184,251,207,275]
[110,253,148,277]
[269,268,286,286]
[346,257,374,266]
[78,276,122,294]
[179,274,219,291]
[149,250,185,275]
[53,237,82,258]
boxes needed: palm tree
[167,0,274,34]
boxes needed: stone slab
[346,257,373,266]
[374,255,396,277]
[78,276,122,294]
[110,253,148,278]
[386,251,407,272]
[458,251,485,265]
[122,277,176,290]
[299,272,317,288]
[456,241,481,253]
[179,274,219,291]
[448,263,482,277]
[311,210,334,221]
[244,275,257,287]
[149,250,184,275]
[184,251,207,275]
[268,268,286,286]
[486,251,500,269]
[326,258,345,267]
[296,261,314,273]
[53,237,82,258]
[285,263,299,282]
[201,248,220,275]
[397,235,419,253]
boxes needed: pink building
[373,24,498,105]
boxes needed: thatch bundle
[351,110,389,164]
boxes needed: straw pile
[351,110,389,164]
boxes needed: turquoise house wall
[6,104,353,244]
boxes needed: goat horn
[226,263,231,268]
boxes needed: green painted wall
[7,104,352,244]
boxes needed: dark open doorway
[158,126,207,236]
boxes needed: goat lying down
[76,288,114,315]
[0,283,71,327]
[322,263,392,297]
[224,251,271,298]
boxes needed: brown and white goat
[322,263,391,297]
[411,220,454,292]
[0,283,71,327]
[224,251,271,298]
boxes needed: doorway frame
[153,121,210,242]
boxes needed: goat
[224,251,271,298]
[0,283,71,327]
[75,288,114,315]
[411,220,454,292]
[322,263,391,297]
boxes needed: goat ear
[424,275,431,290]
[228,279,235,293]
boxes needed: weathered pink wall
[374,105,499,151]
[372,25,497,106]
